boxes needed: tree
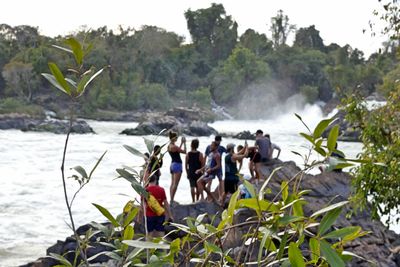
[294,25,325,51]
[239,29,273,57]
[185,3,238,65]
[211,46,270,104]
[2,61,38,101]
[269,9,296,48]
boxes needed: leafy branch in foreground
[42,37,106,266]
[83,116,368,266]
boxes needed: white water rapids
[0,104,395,266]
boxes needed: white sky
[2,0,388,56]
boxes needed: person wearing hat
[220,142,248,206]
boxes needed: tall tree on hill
[294,25,325,51]
[184,3,238,69]
[270,9,296,48]
[239,29,273,57]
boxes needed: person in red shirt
[144,175,173,238]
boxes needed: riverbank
[23,161,400,266]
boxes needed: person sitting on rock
[221,143,248,206]
[196,141,221,204]
[144,174,173,239]
[168,131,186,203]
[185,139,204,202]
[265,134,281,160]
[204,135,226,200]
[255,129,271,163]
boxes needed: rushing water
[0,104,389,266]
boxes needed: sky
[2,0,388,56]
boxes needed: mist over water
[234,81,305,119]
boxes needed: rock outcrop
[120,107,218,137]
[0,114,94,134]
[24,161,400,266]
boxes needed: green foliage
[129,83,171,110]
[300,85,319,103]
[0,97,44,117]
[343,92,400,223]
[211,46,270,104]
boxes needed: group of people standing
[141,129,281,237]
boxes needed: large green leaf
[259,166,282,200]
[243,180,256,198]
[309,238,320,263]
[227,190,239,224]
[123,225,134,240]
[123,207,139,227]
[318,207,342,236]
[88,150,107,179]
[71,166,88,179]
[48,62,71,95]
[327,125,339,152]
[48,253,73,267]
[81,68,104,94]
[65,38,83,65]
[144,137,155,154]
[310,201,348,218]
[300,132,315,144]
[92,203,119,227]
[122,240,170,249]
[288,242,305,267]
[258,228,272,263]
[41,73,69,95]
[313,117,335,138]
[123,144,146,158]
[320,240,345,267]
[236,198,278,212]
[323,226,361,239]
[277,231,288,260]
[116,168,148,197]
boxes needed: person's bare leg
[197,178,205,201]
[218,178,224,201]
[204,185,218,204]
[206,180,212,201]
[190,187,195,203]
[170,172,182,203]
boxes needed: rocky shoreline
[0,113,94,134]
[23,161,400,267]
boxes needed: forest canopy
[0,4,398,119]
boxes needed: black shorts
[147,215,165,232]
[188,173,200,187]
[251,152,261,163]
[224,177,239,194]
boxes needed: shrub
[0,97,44,117]
[300,84,319,103]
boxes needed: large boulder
[0,114,94,134]
[121,116,218,137]
[323,110,361,142]
[21,119,94,134]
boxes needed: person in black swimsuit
[185,139,204,202]
[168,131,186,203]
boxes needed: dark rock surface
[120,108,218,137]
[323,110,361,142]
[24,161,400,266]
[0,114,94,134]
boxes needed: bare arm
[185,153,189,174]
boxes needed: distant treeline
[0,4,398,117]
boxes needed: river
[0,104,391,266]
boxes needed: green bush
[300,85,319,103]
[0,97,44,117]
[130,83,171,110]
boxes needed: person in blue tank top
[167,131,186,203]
[196,141,221,204]
[221,143,248,205]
